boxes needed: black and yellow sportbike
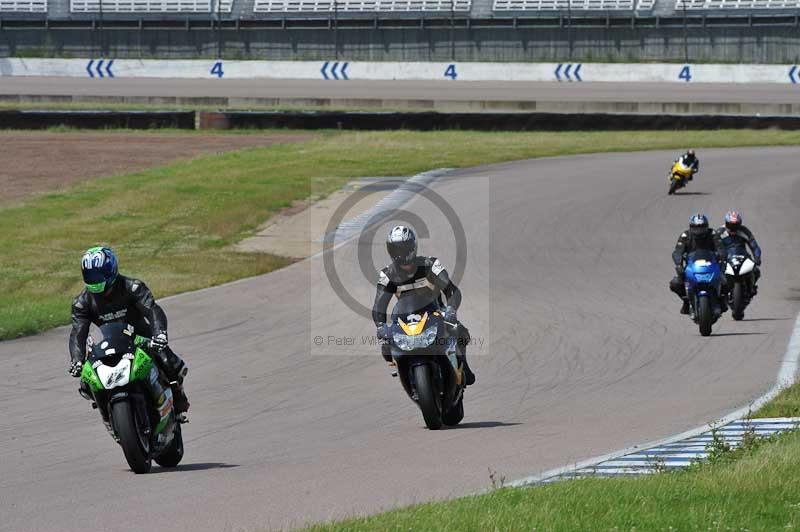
[388,292,466,430]
[668,159,695,195]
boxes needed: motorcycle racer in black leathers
[716,210,762,295]
[68,246,190,414]
[372,226,476,386]
[670,214,728,315]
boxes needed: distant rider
[68,246,190,415]
[372,226,476,386]
[673,149,700,180]
[716,210,762,295]
[670,214,727,315]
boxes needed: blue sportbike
[684,250,725,336]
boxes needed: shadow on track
[712,332,767,337]
[673,191,711,196]
[152,462,240,473]
[446,421,522,430]
[742,317,793,322]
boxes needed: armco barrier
[0,110,196,130]
[199,111,800,131]
[2,110,799,130]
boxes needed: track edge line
[507,311,800,488]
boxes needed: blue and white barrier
[1,58,798,83]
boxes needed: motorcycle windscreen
[687,250,719,270]
[391,291,441,324]
[89,323,137,363]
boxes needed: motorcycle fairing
[725,255,755,276]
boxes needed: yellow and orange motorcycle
[668,160,695,195]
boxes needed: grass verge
[2,128,800,340]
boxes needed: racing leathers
[372,256,475,385]
[69,274,189,412]
[670,228,728,310]
[716,225,762,293]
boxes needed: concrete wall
[3,58,798,84]
[1,25,799,63]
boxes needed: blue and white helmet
[81,246,118,294]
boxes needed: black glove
[443,306,457,325]
[376,323,390,341]
[69,360,82,377]
[755,257,762,266]
[151,332,168,351]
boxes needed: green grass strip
[2,129,800,341]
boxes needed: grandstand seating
[69,0,232,12]
[253,0,471,12]
[0,0,47,11]
[493,0,646,10]
[676,0,799,8]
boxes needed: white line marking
[509,312,800,487]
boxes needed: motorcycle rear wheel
[732,282,745,321]
[111,400,152,474]
[413,364,443,430]
[698,297,713,337]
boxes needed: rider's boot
[78,380,92,400]
[78,380,98,409]
[680,299,690,315]
[171,382,190,422]
[159,347,190,419]
[458,354,476,386]
[387,361,398,378]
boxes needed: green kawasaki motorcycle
[81,323,184,473]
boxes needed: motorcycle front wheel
[413,364,443,430]
[698,297,713,337]
[442,397,464,426]
[111,400,152,474]
[668,179,678,195]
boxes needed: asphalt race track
[1,147,799,531]
[1,77,799,103]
